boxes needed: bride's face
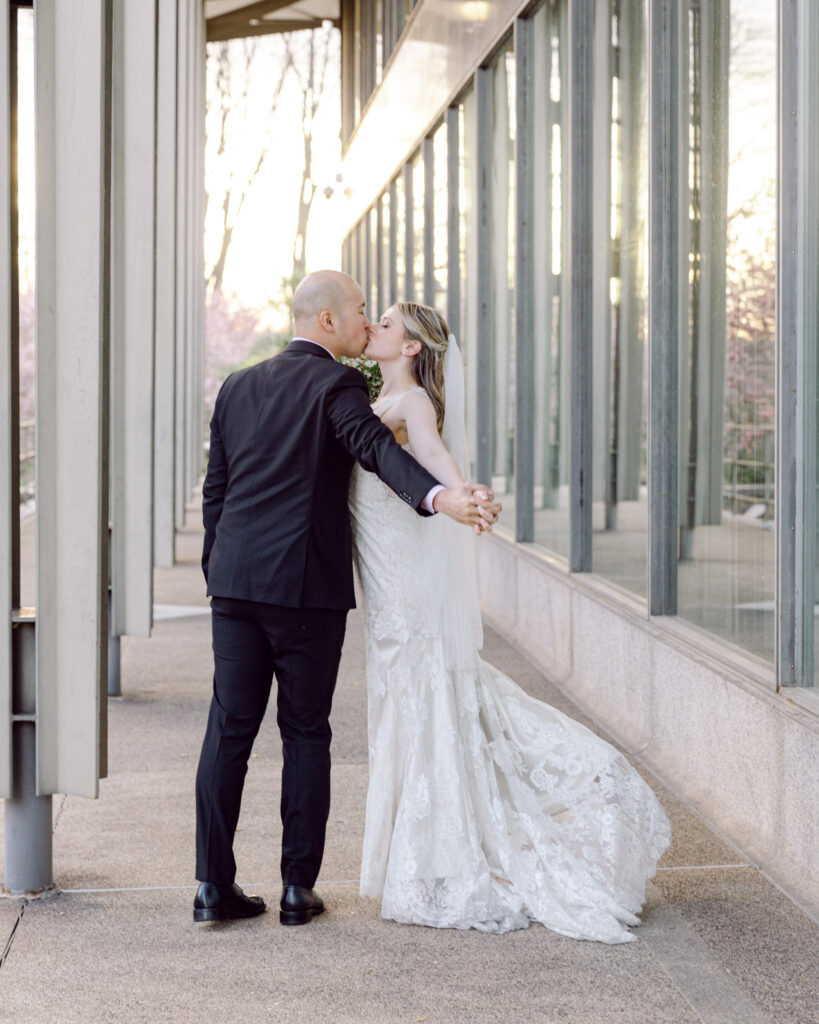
[365,305,412,362]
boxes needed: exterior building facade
[336,0,819,918]
[2,0,817,921]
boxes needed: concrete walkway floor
[1,512,817,1024]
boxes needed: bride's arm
[399,391,465,488]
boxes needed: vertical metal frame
[446,104,460,338]
[778,0,816,687]
[514,14,534,542]
[423,133,434,305]
[340,0,355,144]
[363,204,372,314]
[568,0,594,571]
[388,177,398,304]
[475,65,494,487]
[375,193,385,317]
[35,0,112,797]
[403,159,414,301]
[0,0,13,797]
[647,0,681,614]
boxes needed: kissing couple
[193,269,670,942]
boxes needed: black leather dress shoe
[279,885,325,926]
[193,882,266,923]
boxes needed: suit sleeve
[201,382,230,581]
[326,373,441,515]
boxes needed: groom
[194,270,499,925]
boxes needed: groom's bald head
[292,270,370,358]
[293,270,353,320]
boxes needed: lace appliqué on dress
[349,456,671,943]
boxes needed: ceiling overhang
[205,0,340,42]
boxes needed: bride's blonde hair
[396,302,449,433]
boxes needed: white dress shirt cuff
[422,484,446,514]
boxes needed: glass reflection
[677,0,776,662]
[432,122,448,316]
[490,44,515,501]
[532,1,570,558]
[591,0,649,598]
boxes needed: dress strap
[372,386,426,416]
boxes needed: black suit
[196,340,439,888]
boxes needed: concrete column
[0,0,14,799]
[110,0,157,640]
[174,0,190,530]
[35,0,111,797]
[154,0,179,569]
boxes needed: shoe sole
[279,906,324,926]
[193,905,266,923]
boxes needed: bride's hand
[432,483,501,533]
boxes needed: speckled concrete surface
[1,510,817,1023]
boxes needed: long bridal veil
[423,335,483,671]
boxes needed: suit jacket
[202,339,440,609]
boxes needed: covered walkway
[1,508,817,1024]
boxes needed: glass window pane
[490,44,515,501]
[379,191,390,315]
[677,0,776,662]
[432,122,448,316]
[591,0,649,598]
[461,88,479,472]
[532,1,570,558]
[367,206,378,320]
[17,7,36,607]
[412,152,424,302]
[394,173,406,301]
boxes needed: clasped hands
[432,482,502,534]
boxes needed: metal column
[5,616,52,893]
[568,0,594,572]
[777,0,818,688]
[514,14,535,542]
[647,0,681,614]
[475,65,494,489]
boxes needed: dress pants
[195,596,347,889]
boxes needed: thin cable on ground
[0,901,27,970]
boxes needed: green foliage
[230,329,289,372]
[341,355,383,404]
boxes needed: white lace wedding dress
[349,390,671,943]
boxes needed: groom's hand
[432,483,501,533]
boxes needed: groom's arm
[326,373,440,515]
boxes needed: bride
[349,301,671,943]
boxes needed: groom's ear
[319,309,334,332]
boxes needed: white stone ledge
[476,530,819,923]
